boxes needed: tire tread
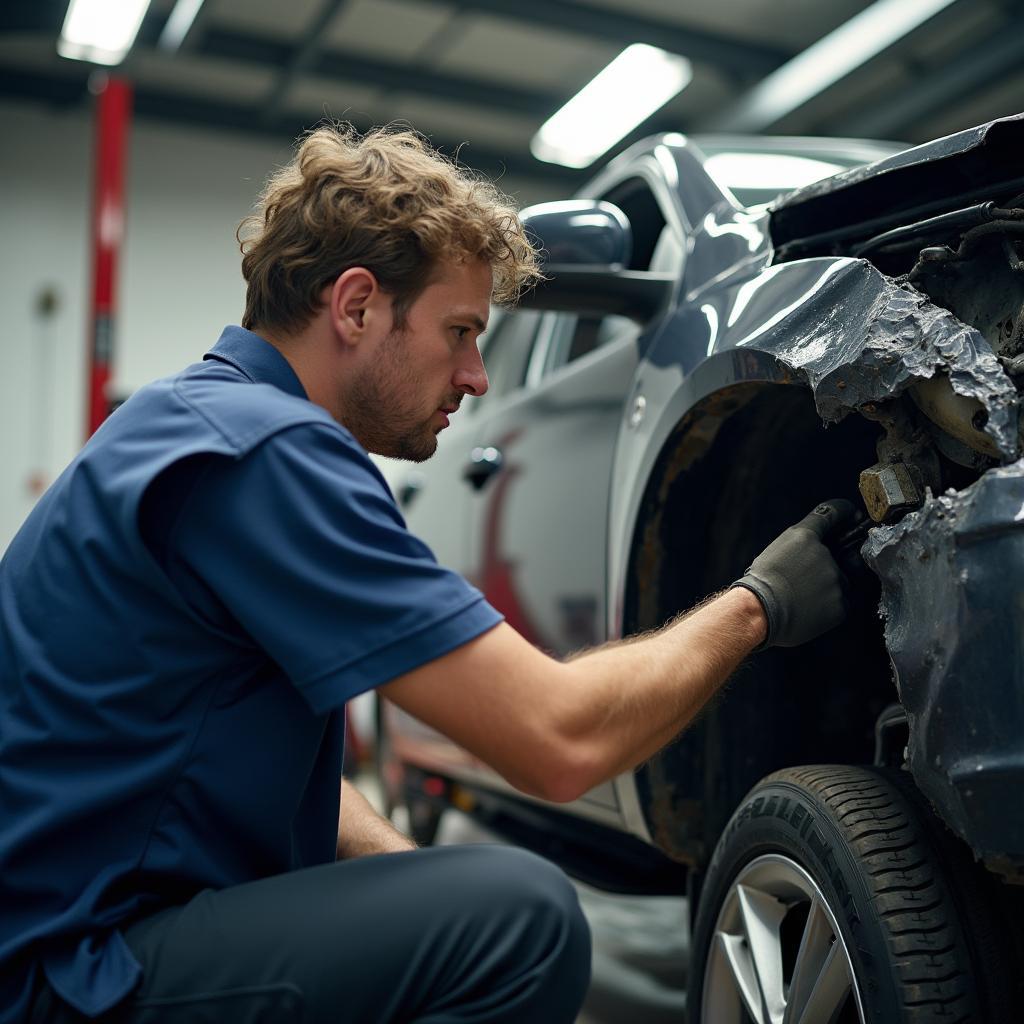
[766,765,986,1022]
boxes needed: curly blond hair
[237,124,541,333]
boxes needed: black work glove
[732,499,857,648]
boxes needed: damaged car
[379,115,1024,1023]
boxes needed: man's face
[344,260,492,462]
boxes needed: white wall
[0,99,292,550]
[0,97,545,552]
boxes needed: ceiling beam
[0,0,66,33]
[836,21,1024,138]
[1,0,784,111]
[260,0,351,123]
[0,66,581,189]
[197,26,563,118]
[1,1,759,155]
[450,0,790,80]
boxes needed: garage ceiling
[2,0,1024,198]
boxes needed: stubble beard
[343,327,451,463]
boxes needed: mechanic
[0,125,854,1024]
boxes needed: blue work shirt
[0,326,502,1022]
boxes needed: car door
[388,307,543,574]
[457,310,641,824]
[382,308,544,778]
[389,173,683,825]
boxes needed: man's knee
[427,844,591,1015]
[501,847,591,985]
[486,845,587,939]
[435,844,585,930]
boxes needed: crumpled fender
[617,254,1022,866]
[714,257,1017,459]
[863,466,1024,876]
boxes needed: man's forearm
[336,777,416,859]
[553,586,766,791]
[381,501,850,805]
[381,588,767,805]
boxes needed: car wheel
[688,765,1013,1023]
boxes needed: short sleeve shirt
[0,327,503,1022]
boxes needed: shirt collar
[204,326,309,401]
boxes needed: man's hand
[732,499,856,648]
[378,502,858,804]
[337,778,416,859]
[381,588,767,804]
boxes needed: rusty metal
[632,384,760,630]
[858,399,941,510]
[644,775,705,868]
[859,462,922,522]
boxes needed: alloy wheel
[700,853,865,1024]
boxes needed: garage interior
[3,2,1024,1022]
[3,0,1024,543]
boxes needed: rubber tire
[688,765,1016,1024]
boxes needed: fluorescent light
[158,0,205,52]
[532,44,692,169]
[717,0,961,132]
[58,0,152,66]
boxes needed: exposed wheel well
[624,382,895,868]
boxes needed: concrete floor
[353,773,690,1023]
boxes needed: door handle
[463,446,503,490]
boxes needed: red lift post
[86,75,133,439]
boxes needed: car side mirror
[522,200,633,267]
[517,200,673,322]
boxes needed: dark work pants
[30,845,591,1024]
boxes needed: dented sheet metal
[742,255,1024,871]
[863,467,1024,875]
[737,259,1019,459]
[807,276,1017,459]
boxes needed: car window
[601,176,670,272]
[531,312,636,380]
[472,309,542,413]
[526,176,675,383]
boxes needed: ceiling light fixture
[717,0,961,132]
[158,0,206,52]
[58,0,153,66]
[531,44,692,169]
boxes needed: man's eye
[453,327,470,340]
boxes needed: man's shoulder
[167,361,391,498]
[150,358,339,457]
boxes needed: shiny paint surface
[387,132,894,841]
[385,121,1024,876]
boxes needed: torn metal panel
[743,260,1018,460]
[863,466,1024,876]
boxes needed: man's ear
[328,268,378,346]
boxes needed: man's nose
[453,348,489,397]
